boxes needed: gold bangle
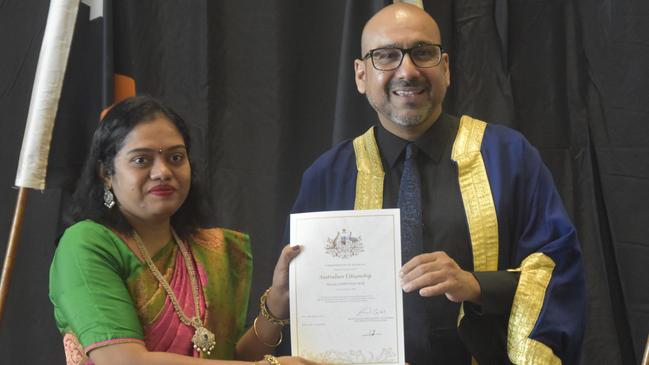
[253,317,282,347]
[260,287,289,326]
[264,354,281,365]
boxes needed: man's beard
[387,103,433,127]
[367,94,434,127]
[367,78,436,127]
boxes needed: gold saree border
[507,253,560,365]
[353,127,384,209]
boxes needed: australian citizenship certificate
[289,209,404,365]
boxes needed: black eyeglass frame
[361,44,446,71]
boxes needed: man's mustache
[387,79,429,91]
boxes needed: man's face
[355,6,450,136]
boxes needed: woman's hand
[266,244,302,319]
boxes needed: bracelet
[264,354,281,365]
[260,287,289,326]
[253,317,282,347]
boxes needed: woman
[49,96,313,365]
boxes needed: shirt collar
[375,113,455,168]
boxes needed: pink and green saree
[49,220,252,364]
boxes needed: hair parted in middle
[67,95,208,240]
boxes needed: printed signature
[356,306,387,316]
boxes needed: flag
[14,0,80,189]
[46,0,136,189]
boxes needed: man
[287,3,585,364]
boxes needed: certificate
[289,209,404,365]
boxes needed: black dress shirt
[375,114,515,364]
[278,113,517,364]
[375,114,473,364]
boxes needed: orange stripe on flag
[100,73,136,119]
[114,73,136,102]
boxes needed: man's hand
[400,251,481,304]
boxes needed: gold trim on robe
[450,115,499,273]
[351,116,559,364]
[353,127,384,209]
[450,116,499,365]
[507,253,560,365]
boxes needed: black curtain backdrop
[1,0,647,363]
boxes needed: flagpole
[0,0,80,325]
[0,188,29,322]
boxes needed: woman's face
[105,116,191,226]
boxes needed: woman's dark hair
[69,95,208,239]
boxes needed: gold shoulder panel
[451,115,499,272]
[452,117,560,363]
[353,127,384,210]
[452,115,498,332]
[507,253,561,365]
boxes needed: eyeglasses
[361,44,445,71]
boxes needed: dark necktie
[398,143,423,263]
[398,143,429,363]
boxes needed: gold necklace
[133,229,216,355]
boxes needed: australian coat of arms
[325,228,364,259]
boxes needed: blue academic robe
[289,115,585,364]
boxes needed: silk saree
[50,220,252,364]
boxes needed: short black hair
[69,95,208,239]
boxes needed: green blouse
[49,220,252,359]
